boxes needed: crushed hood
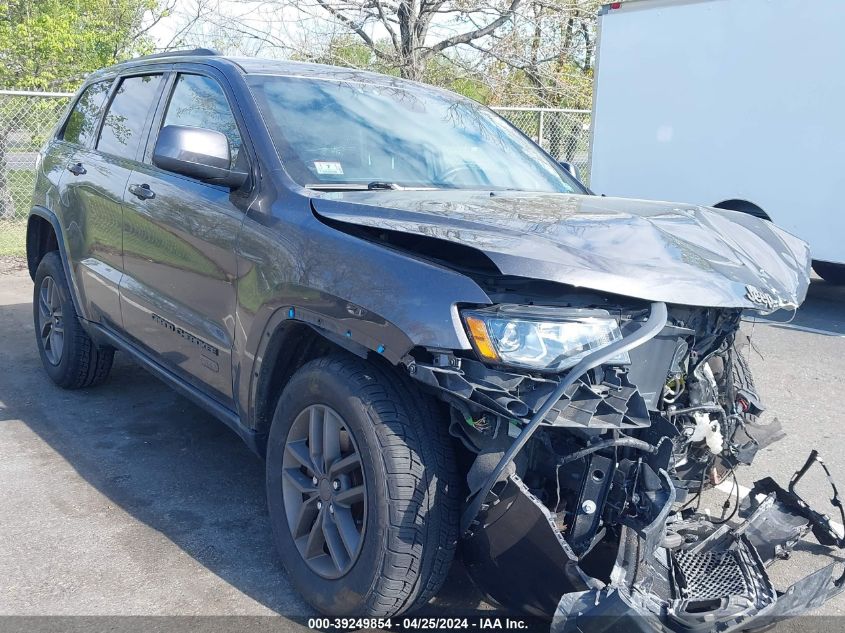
[312,190,812,311]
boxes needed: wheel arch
[248,305,415,438]
[26,210,59,280]
[713,199,772,221]
[26,206,86,319]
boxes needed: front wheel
[266,353,460,617]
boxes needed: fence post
[538,110,545,147]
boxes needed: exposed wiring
[558,437,658,466]
[710,468,741,525]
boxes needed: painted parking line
[714,478,845,537]
[742,318,845,337]
[763,322,845,337]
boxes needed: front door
[119,71,249,405]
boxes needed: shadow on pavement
[0,298,491,617]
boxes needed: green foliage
[422,56,491,104]
[294,36,398,77]
[0,0,158,91]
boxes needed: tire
[814,261,845,285]
[266,353,460,617]
[33,251,114,389]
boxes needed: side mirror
[559,160,582,183]
[153,125,248,189]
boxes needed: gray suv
[27,49,845,630]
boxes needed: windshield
[247,74,584,193]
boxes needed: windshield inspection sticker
[313,161,344,175]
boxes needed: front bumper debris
[464,452,845,632]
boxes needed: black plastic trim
[28,206,85,318]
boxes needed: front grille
[671,535,776,617]
[674,548,751,600]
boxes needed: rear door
[53,78,119,325]
[56,74,165,326]
[119,70,250,405]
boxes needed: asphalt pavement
[1,267,844,628]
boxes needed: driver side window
[162,74,242,170]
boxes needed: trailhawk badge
[745,284,790,311]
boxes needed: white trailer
[589,0,845,283]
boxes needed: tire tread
[282,353,460,616]
[34,252,114,389]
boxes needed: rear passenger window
[62,80,112,146]
[162,74,242,168]
[97,74,162,160]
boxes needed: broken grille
[674,548,751,601]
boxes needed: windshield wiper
[305,181,435,192]
[366,181,399,190]
[305,183,370,191]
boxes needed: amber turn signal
[464,315,500,362]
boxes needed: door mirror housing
[153,125,248,189]
[558,160,582,183]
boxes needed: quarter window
[62,80,112,146]
[162,74,242,168]
[97,74,163,160]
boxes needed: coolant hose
[460,301,669,535]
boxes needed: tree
[0,0,171,90]
[471,0,600,107]
[0,0,169,217]
[198,0,524,82]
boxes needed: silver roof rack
[129,48,221,62]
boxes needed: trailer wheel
[713,199,771,221]
[814,261,845,285]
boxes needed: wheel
[814,261,845,285]
[266,353,460,617]
[33,251,114,388]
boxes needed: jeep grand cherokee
[26,49,845,630]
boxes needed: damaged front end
[407,296,845,632]
[551,452,845,633]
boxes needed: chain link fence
[0,90,72,257]
[0,90,591,259]
[493,107,592,182]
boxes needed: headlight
[462,305,630,372]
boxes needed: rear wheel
[814,261,845,285]
[266,353,460,616]
[33,252,114,388]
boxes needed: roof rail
[128,48,221,62]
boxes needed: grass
[0,169,35,257]
[0,221,26,256]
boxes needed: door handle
[128,183,155,201]
[67,162,86,176]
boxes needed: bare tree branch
[426,0,522,56]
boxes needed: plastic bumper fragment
[464,452,845,632]
[550,452,845,633]
[462,475,594,617]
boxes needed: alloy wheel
[281,404,367,579]
[38,276,64,366]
